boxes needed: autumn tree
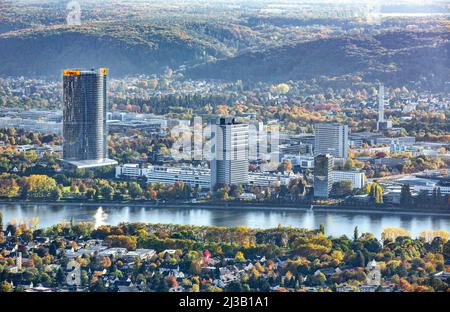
[235,251,246,262]
[0,175,20,198]
[270,83,290,95]
[0,281,13,292]
[100,256,112,268]
[145,188,158,200]
[368,182,384,204]
[382,228,411,241]
[420,230,450,243]
[23,175,57,199]
[149,79,158,89]
[280,159,293,172]
[104,235,137,250]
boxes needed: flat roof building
[211,117,249,189]
[332,171,367,189]
[314,123,348,160]
[116,164,211,190]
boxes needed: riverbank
[1,199,450,217]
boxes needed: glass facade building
[314,154,334,198]
[62,68,116,168]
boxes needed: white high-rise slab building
[211,117,249,189]
[377,83,392,131]
[314,123,349,160]
[378,84,385,123]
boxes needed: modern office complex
[332,170,367,189]
[211,117,249,189]
[62,68,117,169]
[314,154,334,198]
[116,164,298,190]
[314,123,349,160]
[116,164,211,189]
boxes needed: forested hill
[0,21,448,88]
[0,23,233,77]
[186,31,450,87]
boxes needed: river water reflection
[2,203,450,238]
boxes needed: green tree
[319,223,325,235]
[225,281,244,292]
[128,182,143,200]
[50,187,62,201]
[356,251,366,267]
[400,184,413,207]
[85,188,97,200]
[331,181,353,197]
[230,184,244,198]
[99,185,114,200]
[308,272,326,286]
[443,240,450,260]
[216,187,230,201]
[55,268,66,285]
[81,270,89,286]
[90,280,107,292]
[353,226,359,241]
[343,159,354,170]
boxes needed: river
[1,203,450,238]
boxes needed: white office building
[116,164,211,189]
[248,172,298,187]
[332,171,367,189]
[211,117,249,189]
[314,123,349,160]
[377,84,392,131]
[116,163,300,190]
[115,164,143,179]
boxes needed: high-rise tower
[314,154,334,198]
[377,84,392,131]
[314,123,349,160]
[62,68,117,169]
[211,117,249,190]
[378,84,385,123]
